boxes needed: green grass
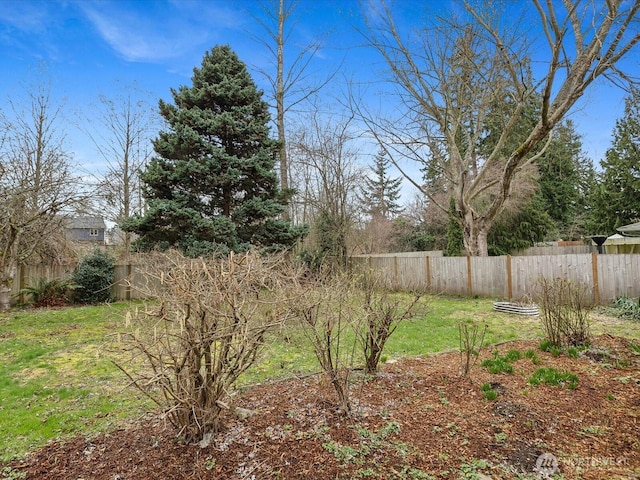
[0,295,638,462]
[0,303,152,462]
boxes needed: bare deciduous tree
[252,0,338,219]
[82,84,156,252]
[0,72,83,309]
[359,0,640,256]
[289,109,363,263]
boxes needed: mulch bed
[7,335,640,479]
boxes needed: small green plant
[524,349,541,364]
[539,340,564,357]
[567,346,579,359]
[481,350,517,374]
[607,296,640,322]
[0,467,27,480]
[20,278,78,308]
[459,459,489,479]
[324,421,402,467]
[481,383,499,400]
[494,432,508,444]
[629,342,640,355]
[529,367,579,389]
[579,425,606,436]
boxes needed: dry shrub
[288,270,358,415]
[361,273,424,375]
[115,250,297,442]
[458,320,487,377]
[535,277,591,347]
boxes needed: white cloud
[76,0,245,63]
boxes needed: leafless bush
[535,277,591,347]
[360,273,425,375]
[288,271,358,415]
[114,250,297,442]
[458,320,487,377]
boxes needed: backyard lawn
[1,296,639,479]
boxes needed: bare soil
[7,335,640,480]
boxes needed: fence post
[506,255,513,300]
[425,256,431,291]
[466,256,472,295]
[393,256,399,289]
[126,262,132,301]
[591,252,600,305]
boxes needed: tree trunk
[463,220,489,257]
[0,285,11,311]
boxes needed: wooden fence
[11,252,640,306]
[350,253,640,305]
[11,262,150,303]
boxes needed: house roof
[617,221,640,237]
[66,216,106,229]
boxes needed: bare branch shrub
[535,277,591,348]
[360,273,425,375]
[458,320,487,377]
[115,250,297,442]
[288,271,358,415]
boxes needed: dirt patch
[6,335,640,479]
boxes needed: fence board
[352,253,640,305]
[11,253,640,307]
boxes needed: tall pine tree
[588,89,640,235]
[123,46,306,255]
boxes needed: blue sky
[0,0,636,184]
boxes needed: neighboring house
[65,217,107,245]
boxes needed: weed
[204,456,217,471]
[504,349,522,362]
[494,432,508,444]
[325,422,402,467]
[606,392,615,401]
[539,339,553,352]
[481,351,517,374]
[579,425,606,436]
[459,459,490,479]
[394,466,436,479]
[481,383,499,401]
[524,349,541,364]
[0,467,26,480]
[607,296,640,322]
[629,342,640,355]
[567,347,579,359]
[529,367,579,389]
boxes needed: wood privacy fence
[350,253,640,305]
[11,262,150,303]
[11,252,640,306]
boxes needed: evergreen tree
[588,89,640,235]
[123,46,306,255]
[488,195,555,255]
[446,197,464,256]
[359,150,404,220]
[536,120,594,239]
